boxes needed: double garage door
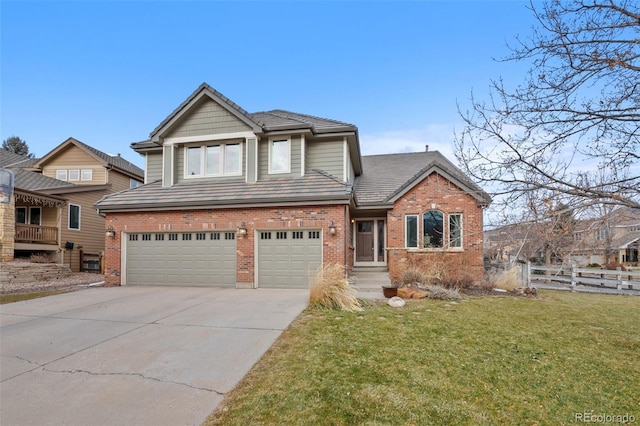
[125,229,321,288]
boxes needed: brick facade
[386,172,485,284]
[104,204,350,286]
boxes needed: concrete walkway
[350,268,392,300]
[0,286,308,426]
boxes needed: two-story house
[95,83,491,288]
[1,138,144,271]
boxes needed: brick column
[0,196,15,262]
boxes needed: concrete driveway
[0,286,308,426]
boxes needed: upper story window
[130,179,142,188]
[81,169,93,181]
[68,169,80,181]
[186,143,242,178]
[56,170,67,181]
[269,138,290,174]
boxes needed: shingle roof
[354,151,491,206]
[251,110,357,133]
[0,149,37,168]
[12,168,75,192]
[95,170,352,212]
[1,150,74,191]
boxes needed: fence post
[571,265,577,291]
[616,267,622,291]
[526,261,531,288]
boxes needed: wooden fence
[524,262,640,292]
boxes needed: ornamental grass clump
[309,263,362,312]
[494,266,523,292]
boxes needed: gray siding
[306,139,344,180]
[165,98,251,139]
[246,138,257,183]
[174,140,246,184]
[257,136,302,179]
[146,152,163,183]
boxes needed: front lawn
[205,291,639,425]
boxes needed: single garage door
[125,231,236,287]
[257,230,322,289]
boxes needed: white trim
[144,153,148,184]
[254,139,259,181]
[68,169,80,181]
[343,137,348,182]
[448,213,464,249]
[68,203,81,231]
[354,218,387,266]
[183,142,243,179]
[268,137,291,174]
[300,134,306,177]
[164,131,256,145]
[405,214,419,249]
[80,169,93,181]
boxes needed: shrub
[424,284,461,300]
[309,263,362,312]
[400,266,429,286]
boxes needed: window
[81,169,93,181]
[68,204,80,230]
[224,143,241,174]
[186,143,243,178]
[449,214,462,248]
[56,170,67,181]
[405,215,418,248]
[187,147,202,176]
[15,207,27,224]
[269,138,290,174]
[130,179,142,188]
[423,210,443,248]
[29,207,41,225]
[206,145,220,175]
[68,169,80,181]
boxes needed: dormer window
[269,138,290,174]
[185,142,242,178]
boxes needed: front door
[356,221,374,262]
[354,219,386,265]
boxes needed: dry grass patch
[493,266,524,291]
[309,263,362,312]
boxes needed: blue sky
[1,1,537,169]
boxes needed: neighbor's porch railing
[14,224,58,245]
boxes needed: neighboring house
[95,83,491,288]
[568,207,640,266]
[1,138,144,271]
[484,207,640,267]
[1,151,70,262]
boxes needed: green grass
[205,291,640,425]
[0,290,69,304]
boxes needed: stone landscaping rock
[387,296,405,307]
